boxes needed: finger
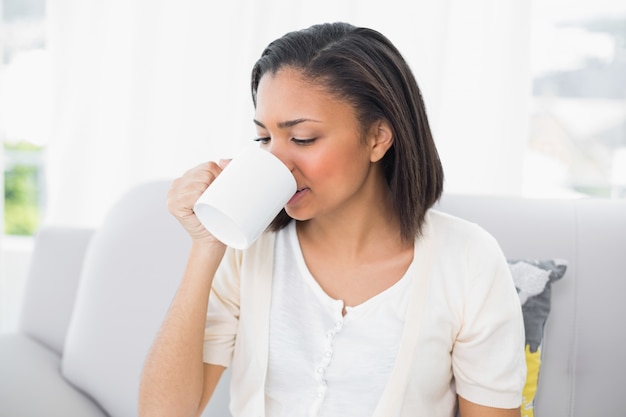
[180,161,223,190]
[168,161,222,211]
[218,158,232,169]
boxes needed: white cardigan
[203,210,526,417]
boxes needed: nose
[266,140,294,172]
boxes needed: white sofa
[1,180,625,416]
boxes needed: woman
[139,22,525,417]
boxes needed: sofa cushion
[61,181,194,417]
[19,227,94,354]
[0,334,107,417]
[509,259,567,417]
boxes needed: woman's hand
[167,160,229,243]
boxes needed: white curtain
[45,0,531,229]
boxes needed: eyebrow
[253,118,322,129]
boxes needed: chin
[284,207,312,222]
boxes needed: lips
[288,187,309,204]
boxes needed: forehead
[254,67,357,125]
[256,67,327,108]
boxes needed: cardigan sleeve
[451,226,527,409]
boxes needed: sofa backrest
[437,194,626,417]
[19,226,94,354]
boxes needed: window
[525,1,626,198]
[1,0,48,235]
[3,141,44,235]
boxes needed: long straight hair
[251,22,444,241]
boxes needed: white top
[203,210,526,417]
[265,221,412,417]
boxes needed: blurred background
[1,0,625,332]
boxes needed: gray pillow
[508,258,567,352]
[508,258,567,416]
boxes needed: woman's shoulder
[425,209,493,240]
[422,208,503,260]
[422,209,511,293]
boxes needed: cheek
[314,152,344,177]
[301,145,369,183]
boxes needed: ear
[368,119,394,163]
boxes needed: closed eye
[253,137,316,146]
[292,138,316,145]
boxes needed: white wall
[0,237,32,332]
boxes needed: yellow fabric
[521,344,542,417]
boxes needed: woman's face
[254,67,386,222]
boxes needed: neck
[297,185,409,261]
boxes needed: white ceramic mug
[193,145,296,249]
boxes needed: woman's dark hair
[252,22,444,241]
